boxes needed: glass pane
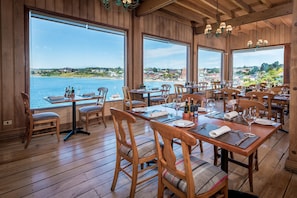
[232,46,284,88]
[30,12,125,109]
[198,48,223,85]
[143,36,188,94]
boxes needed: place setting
[189,123,259,149]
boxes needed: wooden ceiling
[136,0,293,35]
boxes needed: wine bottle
[184,99,189,113]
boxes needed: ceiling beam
[200,0,233,17]
[162,4,204,25]
[259,0,272,8]
[175,1,216,20]
[194,2,292,34]
[136,0,176,16]
[230,0,253,13]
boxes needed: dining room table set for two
[129,102,281,192]
[45,91,103,141]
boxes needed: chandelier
[247,22,268,48]
[101,0,140,10]
[204,0,232,38]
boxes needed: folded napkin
[48,96,64,101]
[177,102,185,107]
[209,126,231,138]
[149,111,168,118]
[255,118,275,126]
[224,111,238,119]
[198,107,206,112]
[82,92,95,97]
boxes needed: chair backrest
[21,92,33,120]
[245,91,274,118]
[211,81,221,90]
[198,81,208,90]
[182,93,206,107]
[222,88,241,112]
[110,107,139,157]
[122,86,132,109]
[237,99,266,117]
[174,84,185,99]
[260,82,267,89]
[96,87,108,106]
[150,120,197,196]
[270,85,289,94]
[161,84,171,97]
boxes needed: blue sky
[31,15,284,70]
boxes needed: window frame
[231,45,285,87]
[27,10,127,109]
[197,47,224,83]
[142,35,190,93]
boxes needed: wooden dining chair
[270,85,289,94]
[221,88,240,112]
[150,120,228,198]
[174,84,185,100]
[122,86,147,110]
[78,87,108,132]
[172,93,206,154]
[211,81,222,100]
[150,84,171,105]
[237,99,267,169]
[245,91,274,119]
[110,107,157,198]
[21,92,60,149]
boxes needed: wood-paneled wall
[0,0,193,140]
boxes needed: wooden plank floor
[0,102,296,198]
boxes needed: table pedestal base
[62,128,90,141]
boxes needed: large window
[198,47,223,84]
[143,36,188,93]
[30,12,126,109]
[232,46,284,87]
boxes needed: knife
[235,136,249,146]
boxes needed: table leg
[248,154,254,192]
[221,149,229,173]
[147,93,151,106]
[63,101,90,141]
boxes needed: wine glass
[206,98,216,113]
[242,107,257,137]
[162,90,169,107]
[174,98,181,116]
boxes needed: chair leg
[85,114,89,132]
[102,112,107,128]
[157,173,165,198]
[111,154,121,191]
[130,162,138,198]
[24,128,33,149]
[56,118,60,142]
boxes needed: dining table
[128,103,281,192]
[45,95,102,141]
[129,88,163,106]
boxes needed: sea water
[30,76,179,109]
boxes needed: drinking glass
[174,98,181,116]
[163,91,169,106]
[206,98,216,113]
[242,107,257,137]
